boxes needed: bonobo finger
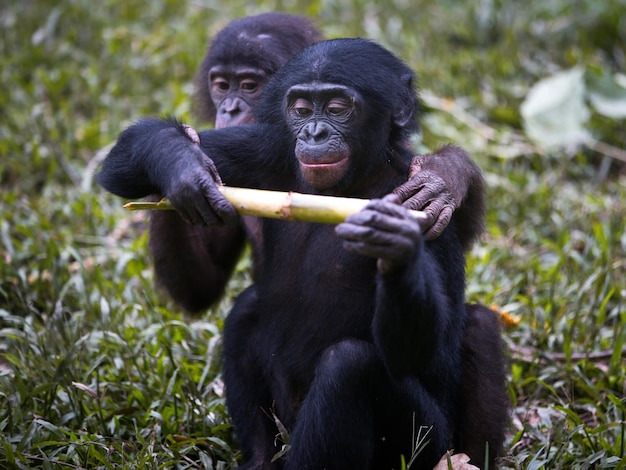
[366,198,422,234]
[415,210,436,235]
[199,177,238,225]
[335,221,373,242]
[182,124,200,145]
[407,154,426,179]
[340,208,417,243]
[380,210,420,241]
[174,195,214,226]
[335,217,388,245]
[393,170,449,212]
[392,178,423,207]
[381,193,402,204]
[376,193,406,212]
[362,194,409,219]
[417,190,454,237]
[202,154,224,185]
[343,226,415,250]
[336,212,420,267]
[423,206,453,240]
[336,219,415,248]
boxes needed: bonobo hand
[163,125,238,226]
[335,194,422,274]
[393,156,455,241]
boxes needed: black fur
[97,38,507,469]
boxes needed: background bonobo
[193,12,322,129]
[149,13,322,313]
[149,12,485,316]
[97,38,508,469]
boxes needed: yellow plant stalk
[124,186,427,224]
[125,187,518,327]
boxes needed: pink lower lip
[299,158,347,168]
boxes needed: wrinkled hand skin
[335,194,422,274]
[393,167,455,240]
[393,144,485,248]
[182,124,201,145]
[165,124,239,227]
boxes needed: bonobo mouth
[298,157,348,168]
[297,152,349,176]
[295,143,352,189]
[296,145,351,166]
[297,157,350,190]
[215,112,255,129]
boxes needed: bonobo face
[209,65,269,128]
[286,82,363,190]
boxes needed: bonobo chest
[259,220,378,318]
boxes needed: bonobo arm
[97,117,238,226]
[394,144,485,250]
[335,194,464,377]
[97,118,250,313]
[149,213,247,314]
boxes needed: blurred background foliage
[0,0,625,468]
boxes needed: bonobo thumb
[423,205,453,240]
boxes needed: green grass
[1,0,625,468]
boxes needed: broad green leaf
[520,67,590,147]
[586,70,626,119]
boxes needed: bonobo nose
[216,97,254,129]
[302,122,330,144]
[221,97,242,113]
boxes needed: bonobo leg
[222,287,279,469]
[284,339,451,470]
[458,304,509,468]
[284,339,381,470]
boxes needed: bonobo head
[258,38,420,192]
[194,13,322,128]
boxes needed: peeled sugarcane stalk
[124,188,520,328]
[123,186,427,225]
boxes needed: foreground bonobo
[152,13,484,314]
[98,39,507,469]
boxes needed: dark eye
[240,80,258,92]
[326,98,352,117]
[211,77,229,92]
[291,98,314,118]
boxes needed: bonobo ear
[392,73,418,130]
